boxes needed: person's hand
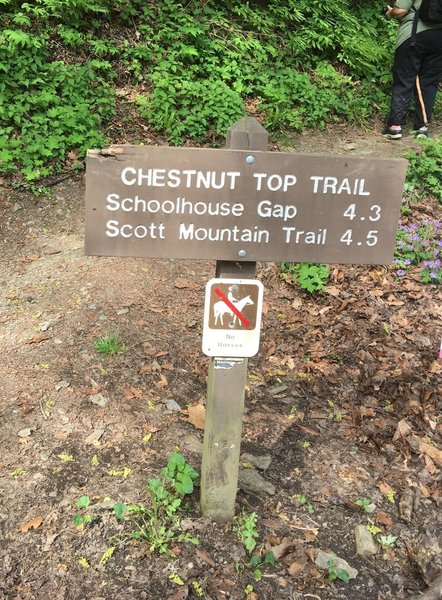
[386,5,409,19]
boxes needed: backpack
[411,0,442,45]
[418,0,442,23]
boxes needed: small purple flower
[404,258,411,265]
[430,272,438,279]
[396,269,406,277]
[407,244,415,250]
[411,234,420,242]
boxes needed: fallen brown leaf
[376,511,395,528]
[325,285,341,297]
[360,406,376,418]
[196,547,216,568]
[188,404,205,430]
[270,538,300,560]
[418,483,431,497]
[415,438,442,468]
[304,547,316,562]
[19,516,43,533]
[152,359,162,372]
[423,454,437,475]
[393,419,412,441]
[155,374,168,389]
[130,386,143,398]
[428,360,442,374]
[145,425,160,434]
[287,558,307,577]
[378,481,395,497]
[124,386,143,400]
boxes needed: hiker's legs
[413,30,442,129]
[387,39,421,127]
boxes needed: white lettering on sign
[257,200,297,221]
[106,194,245,217]
[310,176,370,195]
[179,224,270,243]
[106,220,166,239]
[121,167,241,190]
[253,173,297,191]
[282,227,327,244]
[100,172,374,251]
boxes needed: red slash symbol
[214,288,251,328]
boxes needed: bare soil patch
[0,125,441,600]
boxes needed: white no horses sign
[202,278,264,357]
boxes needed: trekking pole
[416,75,428,126]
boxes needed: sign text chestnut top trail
[85,145,408,265]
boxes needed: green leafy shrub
[130,1,393,139]
[0,0,399,183]
[137,77,246,145]
[160,449,199,496]
[280,262,330,293]
[0,39,115,183]
[261,62,376,131]
[0,0,126,28]
[0,0,120,186]
[406,138,442,203]
[114,451,199,556]
[233,511,259,553]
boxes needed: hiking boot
[383,127,403,140]
[414,128,429,139]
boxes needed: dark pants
[387,28,442,129]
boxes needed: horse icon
[213,295,254,327]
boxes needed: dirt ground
[0,124,441,600]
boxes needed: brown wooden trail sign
[85,141,407,265]
[85,117,408,521]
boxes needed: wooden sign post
[200,118,267,520]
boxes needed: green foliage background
[0,0,399,185]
